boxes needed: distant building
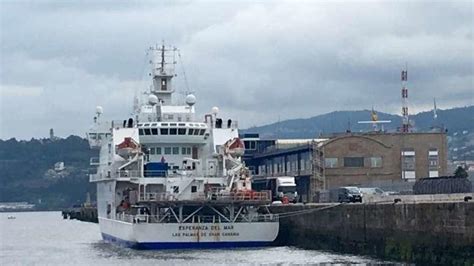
[49,128,60,141]
[243,131,448,202]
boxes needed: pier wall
[62,206,97,223]
[270,202,474,265]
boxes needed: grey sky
[1,0,473,139]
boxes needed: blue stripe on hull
[101,233,272,250]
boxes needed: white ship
[86,44,279,249]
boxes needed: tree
[454,166,468,178]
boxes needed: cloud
[0,0,473,139]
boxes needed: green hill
[0,136,97,210]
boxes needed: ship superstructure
[87,44,278,249]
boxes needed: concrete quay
[61,206,98,223]
[269,201,474,265]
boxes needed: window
[149,147,156,155]
[244,141,256,150]
[138,129,144,135]
[193,129,200,135]
[428,149,439,169]
[165,147,172,155]
[344,157,364,167]
[173,147,179,154]
[182,147,191,155]
[370,157,382,168]
[170,128,177,135]
[325,158,338,168]
[178,128,186,135]
[188,129,194,135]
[402,150,415,170]
[156,147,162,155]
[151,128,158,135]
[248,166,256,175]
[144,129,151,135]
[160,128,169,135]
[191,186,197,193]
[161,79,167,90]
[173,186,179,193]
[199,129,206,135]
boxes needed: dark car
[330,187,363,203]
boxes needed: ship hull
[99,217,279,250]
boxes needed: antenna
[178,51,192,95]
[401,65,410,133]
[433,98,438,120]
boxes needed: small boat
[7,215,16,219]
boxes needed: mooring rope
[275,203,343,219]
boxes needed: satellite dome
[185,94,196,106]
[96,106,103,115]
[211,106,219,115]
[148,94,158,105]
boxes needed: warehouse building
[242,131,448,202]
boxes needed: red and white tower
[401,68,410,132]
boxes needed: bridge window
[169,128,177,135]
[199,129,206,135]
[344,157,364,167]
[151,128,158,135]
[160,128,169,135]
[193,129,200,135]
[144,129,151,135]
[188,129,194,135]
[178,128,186,135]
[138,129,144,135]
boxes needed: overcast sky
[1,0,473,140]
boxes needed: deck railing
[139,191,272,203]
[114,213,278,224]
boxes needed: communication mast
[401,67,410,133]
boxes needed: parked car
[329,186,363,203]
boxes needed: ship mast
[149,43,177,105]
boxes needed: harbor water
[1,212,390,265]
